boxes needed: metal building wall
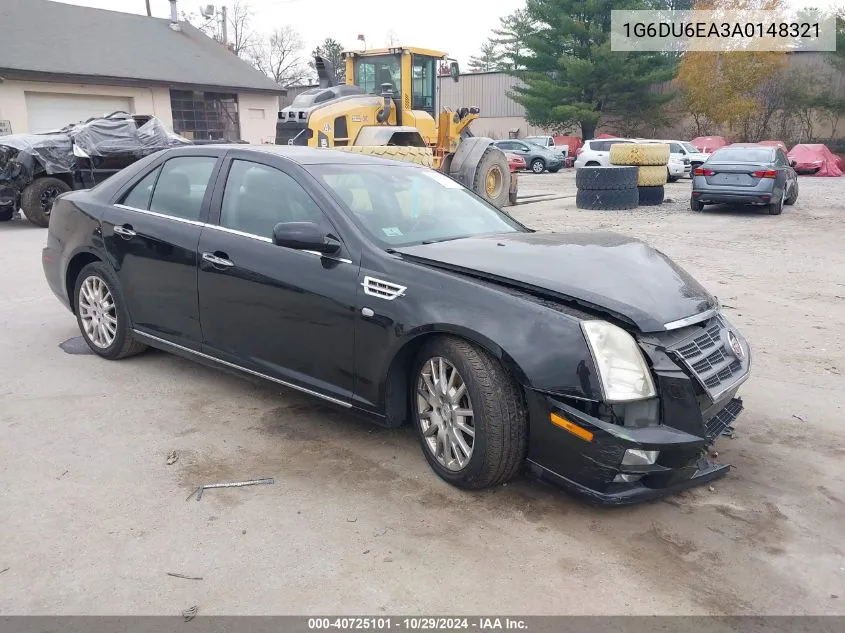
[437,71,526,118]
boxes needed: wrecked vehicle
[0,112,189,227]
[42,145,751,505]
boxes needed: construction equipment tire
[336,145,435,167]
[575,166,638,191]
[610,143,670,166]
[576,188,639,210]
[471,146,511,208]
[637,185,665,206]
[637,165,669,187]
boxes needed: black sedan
[43,145,751,504]
[691,145,798,215]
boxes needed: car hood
[396,232,717,332]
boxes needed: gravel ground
[0,169,843,616]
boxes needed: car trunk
[698,162,772,187]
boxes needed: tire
[411,336,527,489]
[637,165,669,187]
[73,262,147,360]
[638,185,665,206]
[785,181,798,205]
[0,208,14,222]
[20,177,71,227]
[576,188,639,210]
[575,165,638,191]
[471,146,511,208]
[610,143,670,166]
[548,167,561,173]
[530,158,546,174]
[334,145,435,167]
[508,188,518,205]
[767,191,784,215]
[668,172,679,183]
[691,198,705,211]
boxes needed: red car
[506,152,526,172]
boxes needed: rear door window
[148,156,217,221]
[120,166,162,209]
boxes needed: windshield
[682,142,699,153]
[709,148,774,163]
[312,164,527,247]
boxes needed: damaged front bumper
[525,315,750,505]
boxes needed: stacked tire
[609,143,671,206]
[575,166,639,210]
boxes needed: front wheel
[21,177,71,227]
[411,336,527,489]
[73,262,147,359]
[530,158,546,173]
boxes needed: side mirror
[449,61,460,82]
[790,160,797,167]
[272,222,341,254]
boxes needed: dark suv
[0,112,190,227]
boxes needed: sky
[54,0,519,68]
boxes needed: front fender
[353,255,602,411]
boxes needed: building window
[170,90,240,141]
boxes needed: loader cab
[346,47,444,120]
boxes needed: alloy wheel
[416,357,475,471]
[40,186,61,215]
[78,275,117,349]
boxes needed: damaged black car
[0,112,189,226]
[42,145,751,505]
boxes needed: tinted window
[775,150,788,166]
[221,160,325,238]
[682,142,700,153]
[496,141,516,150]
[709,148,774,163]
[592,141,610,151]
[515,143,529,151]
[669,143,683,153]
[314,164,525,247]
[149,157,216,221]
[121,166,161,209]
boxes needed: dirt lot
[0,171,843,616]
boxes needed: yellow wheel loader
[277,47,517,207]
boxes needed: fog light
[613,473,642,483]
[622,449,659,466]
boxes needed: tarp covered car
[0,112,189,226]
[691,136,729,153]
[786,143,844,177]
[759,140,788,153]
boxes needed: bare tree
[385,29,399,46]
[250,26,309,87]
[183,0,258,58]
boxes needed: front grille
[671,317,746,396]
[275,121,312,146]
[705,398,743,438]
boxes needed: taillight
[752,169,778,178]
[694,167,715,176]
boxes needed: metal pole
[145,0,152,17]
[221,5,228,46]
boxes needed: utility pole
[145,0,151,16]
[220,5,228,46]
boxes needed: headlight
[581,320,656,403]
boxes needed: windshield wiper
[420,235,469,245]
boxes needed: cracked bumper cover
[524,391,743,505]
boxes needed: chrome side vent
[362,276,406,300]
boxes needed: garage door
[25,93,133,133]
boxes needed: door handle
[113,224,136,239]
[201,251,234,268]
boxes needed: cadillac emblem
[727,331,744,360]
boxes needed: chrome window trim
[113,204,204,226]
[208,224,273,243]
[664,308,719,331]
[132,330,353,408]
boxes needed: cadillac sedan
[43,145,751,504]
[691,145,798,215]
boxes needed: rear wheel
[73,262,147,360]
[0,208,15,222]
[768,191,784,215]
[785,181,798,205]
[411,336,527,489]
[21,177,71,227]
[691,198,705,211]
[530,158,546,173]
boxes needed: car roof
[164,144,426,167]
